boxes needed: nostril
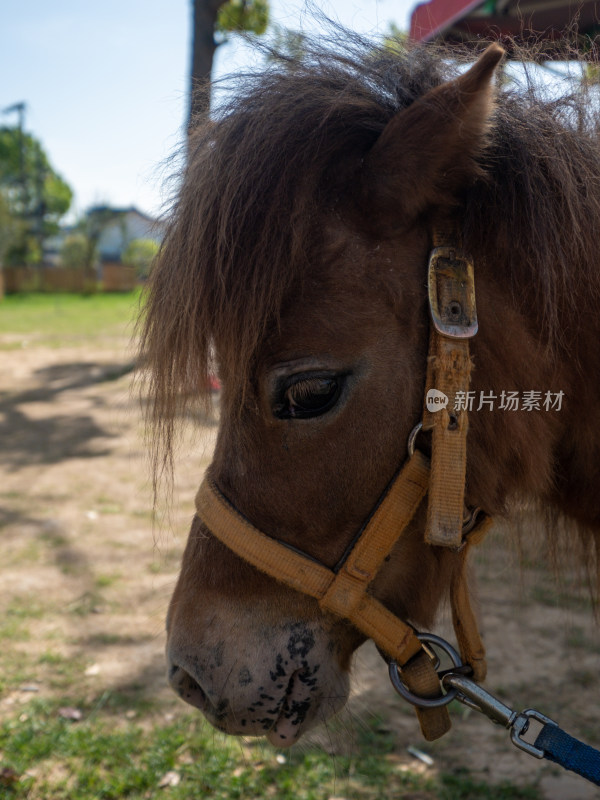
[168,665,207,711]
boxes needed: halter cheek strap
[424,220,478,548]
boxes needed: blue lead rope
[535,723,600,787]
[390,638,600,789]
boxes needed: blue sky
[2,1,415,222]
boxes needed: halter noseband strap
[194,220,492,742]
[196,451,429,666]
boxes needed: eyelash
[273,374,344,420]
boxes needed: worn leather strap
[402,649,452,740]
[425,336,472,547]
[422,223,476,548]
[450,514,493,682]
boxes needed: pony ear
[361,44,504,226]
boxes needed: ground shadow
[0,360,136,471]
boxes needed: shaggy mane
[139,29,600,485]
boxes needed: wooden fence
[2,264,139,294]
[102,263,137,292]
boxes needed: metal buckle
[388,633,463,708]
[510,710,556,759]
[461,506,483,535]
[428,246,478,339]
[389,633,559,763]
[442,673,558,759]
[407,422,423,458]
[407,423,482,547]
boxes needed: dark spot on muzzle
[269,653,286,682]
[286,624,315,660]
[238,667,253,687]
[297,663,320,688]
[285,696,312,727]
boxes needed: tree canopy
[216,0,268,36]
[122,237,159,278]
[190,0,270,121]
[0,126,72,265]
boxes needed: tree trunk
[190,0,223,126]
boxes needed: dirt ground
[1,336,599,800]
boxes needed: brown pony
[140,32,600,747]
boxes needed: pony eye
[274,375,342,419]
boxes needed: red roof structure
[410,0,600,49]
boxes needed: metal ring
[389,633,463,709]
[407,423,423,458]
[462,506,482,535]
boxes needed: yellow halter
[194,221,493,741]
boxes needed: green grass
[66,590,106,617]
[530,583,592,612]
[0,702,542,800]
[0,598,45,641]
[563,626,600,653]
[0,291,142,346]
[0,640,89,696]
